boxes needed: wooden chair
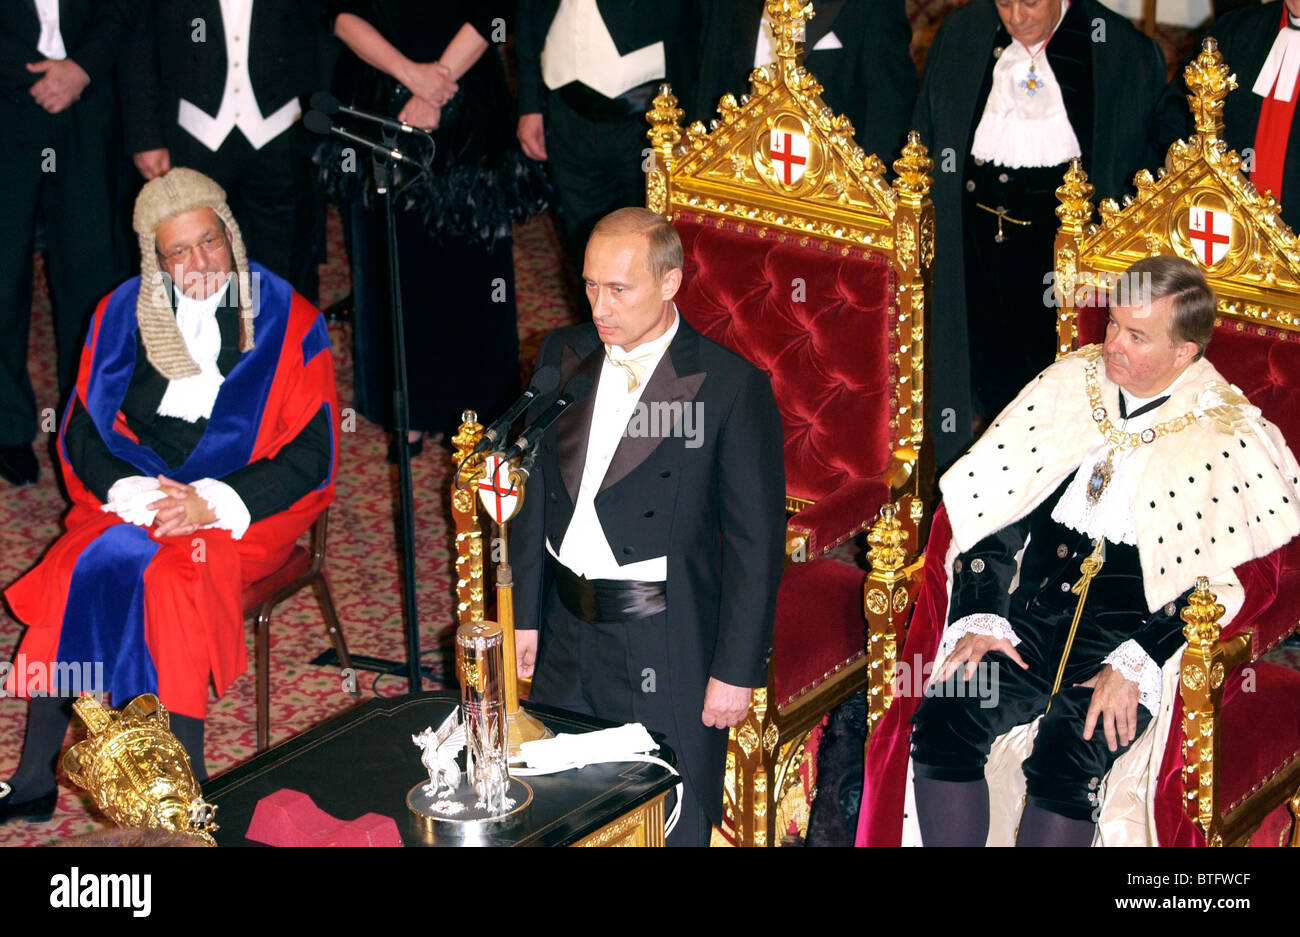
[241,507,357,752]
[1045,38,1300,845]
[646,0,934,845]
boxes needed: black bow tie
[1118,390,1169,420]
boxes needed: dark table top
[202,692,678,846]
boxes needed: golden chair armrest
[863,501,925,735]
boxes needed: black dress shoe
[0,444,37,486]
[0,782,57,824]
[386,433,425,465]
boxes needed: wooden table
[203,692,677,846]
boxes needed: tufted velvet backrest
[673,213,899,504]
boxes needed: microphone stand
[375,130,423,692]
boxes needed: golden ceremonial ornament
[1045,539,1106,711]
[63,695,218,845]
[449,410,551,756]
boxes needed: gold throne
[646,0,933,845]
[1052,38,1300,846]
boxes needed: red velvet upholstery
[1217,661,1300,814]
[771,557,868,708]
[1076,305,1300,652]
[674,214,898,517]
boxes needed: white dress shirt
[970,2,1082,169]
[177,0,302,151]
[552,311,680,581]
[33,0,68,60]
[541,0,667,98]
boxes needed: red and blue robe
[5,262,337,719]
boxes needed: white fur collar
[941,346,1300,611]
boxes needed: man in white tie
[515,0,698,268]
[510,208,786,846]
[120,0,335,301]
[1155,0,1300,231]
[0,0,130,486]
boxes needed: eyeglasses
[158,233,230,264]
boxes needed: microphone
[310,91,433,141]
[499,374,595,463]
[472,365,560,456]
[303,110,427,169]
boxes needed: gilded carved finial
[1180,575,1226,646]
[866,502,908,572]
[1055,158,1095,234]
[891,132,933,203]
[647,84,683,153]
[768,0,815,60]
[452,409,485,488]
[1185,38,1237,142]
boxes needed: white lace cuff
[191,478,251,540]
[938,613,1021,660]
[1103,639,1162,715]
[101,476,163,527]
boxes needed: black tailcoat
[913,0,1164,467]
[691,0,917,164]
[1152,1,1300,230]
[510,319,786,824]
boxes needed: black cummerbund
[554,562,667,623]
[555,79,661,123]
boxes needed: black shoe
[0,782,57,824]
[0,444,38,486]
[386,433,425,465]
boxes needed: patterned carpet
[0,209,578,846]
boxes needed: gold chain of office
[1085,361,1198,450]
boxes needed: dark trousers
[168,124,318,303]
[911,611,1153,821]
[529,592,720,846]
[961,159,1066,422]
[0,91,119,442]
[543,91,649,269]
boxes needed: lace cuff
[102,476,163,527]
[938,613,1021,661]
[1103,639,1163,715]
[192,478,251,540]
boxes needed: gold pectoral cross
[1044,538,1106,713]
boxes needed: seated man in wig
[865,255,1300,846]
[0,168,336,825]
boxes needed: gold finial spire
[1185,38,1237,142]
[1055,158,1095,235]
[891,131,933,204]
[768,0,816,61]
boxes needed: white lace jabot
[157,278,230,422]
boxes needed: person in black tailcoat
[692,0,916,166]
[120,1,335,303]
[1153,0,1300,232]
[321,1,547,453]
[515,0,698,269]
[0,0,131,486]
[914,0,1163,468]
[510,209,786,846]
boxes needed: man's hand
[404,61,458,107]
[27,59,90,114]
[397,96,440,131]
[701,678,752,729]
[1079,666,1142,753]
[934,632,1027,683]
[148,475,216,538]
[515,629,538,679]
[133,148,171,180]
[517,113,547,161]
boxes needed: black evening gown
[318,0,547,438]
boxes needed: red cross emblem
[1188,206,1232,266]
[768,128,808,185]
[477,455,519,524]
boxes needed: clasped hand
[148,475,216,538]
[27,59,89,114]
[398,60,457,129]
[936,633,1140,752]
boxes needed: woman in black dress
[322,2,546,456]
